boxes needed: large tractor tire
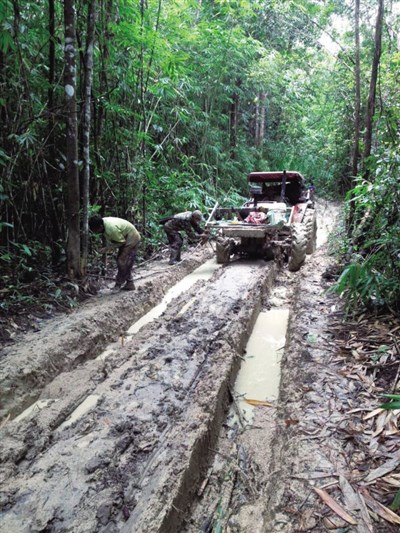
[216,238,232,264]
[288,223,307,272]
[304,209,317,254]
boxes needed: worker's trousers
[116,239,140,285]
[164,228,183,263]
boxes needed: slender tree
[64,0,81,279]
[363,0,384,165]
[352,0,361,178]
[45,0,62,264]
[81,0,97,275]
[254,91,267,149]
[348,0,361,234]
[230,83,240,158]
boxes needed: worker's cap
[192,210,202,220]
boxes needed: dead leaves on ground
[296,310,400,529]
[334,313,400,523]
[361,488,400,525]
[313,486,358,525]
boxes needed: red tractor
[205,170,317,271]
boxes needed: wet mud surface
[183,201,345,532]
[0,255,277,532]
[0,250,210,420]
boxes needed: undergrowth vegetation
[333,148,400,313]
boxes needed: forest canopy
[0,0,399,309]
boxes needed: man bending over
[89,215,141,291]
[162,210,203,265]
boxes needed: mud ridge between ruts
[262,243,353,531]
[0,260,277,532]
[0,250,211,420]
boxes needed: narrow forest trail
[1,202,399,533]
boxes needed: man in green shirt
[89,215,141,291]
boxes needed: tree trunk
[46,0,63,264]
[347,0,361,236]
[255,97,260,146]
[229,79,242,159]
[81,0,97,276]
[230,86,239,159]
[258,91,266,146]
[95,0,112,142]
[352,0,361,178]
[363,0,384,165]
[64,0,81,279]
[140,0,147,235]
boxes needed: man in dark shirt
[162,210,203,265]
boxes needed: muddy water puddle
[232,309,289,423]
[96,258,221,361]
[126,258,221,336]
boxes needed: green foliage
[334,146,400,312]
[0,0,398,297]
[332,261,384,311]
[0,240,50,280]
[380,394,400,410]
[390,490,400,512]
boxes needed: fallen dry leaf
[364,450,400,483]
[244,398,274,407]
[313,486,358,525]
[285,418,299,426]
[363,408,385,421]
[292,472,337,481]
[360,488,400,525]
[339,475,360,511]
[382,474,400,488]
[322,516,348,529]
[372,410,390,438]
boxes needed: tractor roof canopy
[248,171,305,184]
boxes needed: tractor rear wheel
[288,223,307,271]
[304,209,317,254]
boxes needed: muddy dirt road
[4,201,391,533]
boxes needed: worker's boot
[122,281,135,291]
[169,248,179,265]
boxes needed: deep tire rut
[0,252,209,420]
[0,260,277,533]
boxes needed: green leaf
[22,244,32,256]
[390,490,400,511]
[0,221,13,229]
[380,401,400,410]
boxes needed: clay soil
[1,203,400,533]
